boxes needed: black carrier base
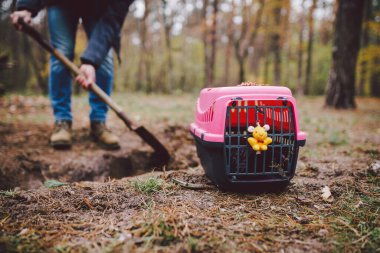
[193,133,300,192]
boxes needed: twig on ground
[83,197,94,209]
[172,178,212,190]
[335,218,360,237]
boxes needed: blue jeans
[48,6,114,123]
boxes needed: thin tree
[358,0,371,96]
[304,0,317,95]
[136,0,153,92]
[202,0,219,87]
[160,0,174,92]
[297,0,306,96]
[224,2,235,84]
[271,0,282,85]
[370,32,380,97]
[208,0,219,86]
[202,0,210,86]
[233,0,265,83]
[325,0,365,108]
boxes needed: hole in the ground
[0,124,200,190]
[0,149,169,190]
[108,157,135,179]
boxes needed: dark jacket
[16,0,134,67]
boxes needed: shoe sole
[96,141,121,150]
[95,142,120,150]
[50,141,72,150]
[91,135,120,150]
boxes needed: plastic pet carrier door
[190,86,306,191]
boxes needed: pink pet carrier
[190,85,307,191]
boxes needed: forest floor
[0,93,379,253]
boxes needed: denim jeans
[47,6,114,123]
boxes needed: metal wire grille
[224,99,296,181]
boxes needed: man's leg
[48,6,78,148]
[82,19,119,149]
[88,50,114,122]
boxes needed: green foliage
[1,1,378,97]
[132,177,164,194]
[0,189,17,197]
[44,179,67,188]
[311,42,333,95]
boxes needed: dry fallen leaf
[354,200,363,208]
[18,228,29,236]
[321,186,333,202]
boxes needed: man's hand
[11,10,32,30]
[75,64,95,89]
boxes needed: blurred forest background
[0,0,379,106]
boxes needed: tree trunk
[238,57,245,83]
[358,0,371,96]
[272,2,282,85]
[371,33,380,97]
[202,0,210,87]
[224,42,232,85]
[207,0,218,86]
[263,50,270,83]
[325,0,365,109]
[233,0,264,83]
[161,0,173,92]
[297,0,306,96]
[29,53,48,94]
[136,0,151,92]
[304,0,317,95]
[371,58,380,97]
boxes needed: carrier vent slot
[224,100,296,181]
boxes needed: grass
[328,131,348,146]
[1,95,380,252]
[328,174,380,252]
[1,229,43,253]
[44,179,67,188]
[0,190,17,197]
[53,245,71,253]
[130,207,183,248]
[0,92,197,127]
[131,177,164,194]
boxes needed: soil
[0,95,379,252]
[0,95,199,190]
[0,121,198,190]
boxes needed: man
[11,0,134,149]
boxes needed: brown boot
[50,121,72,149]
[91,122,120,150]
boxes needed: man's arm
[16,0,43,17]
[11,0,42,29]
[80,0,134,68]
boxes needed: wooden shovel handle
[18,18,137,130]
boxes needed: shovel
[17,18,170,165]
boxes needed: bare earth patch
[0,94,379,252]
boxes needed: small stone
[298,216,310,224]
[318,229,329,237]
[368,161,380,176]
[355,200,364,208]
